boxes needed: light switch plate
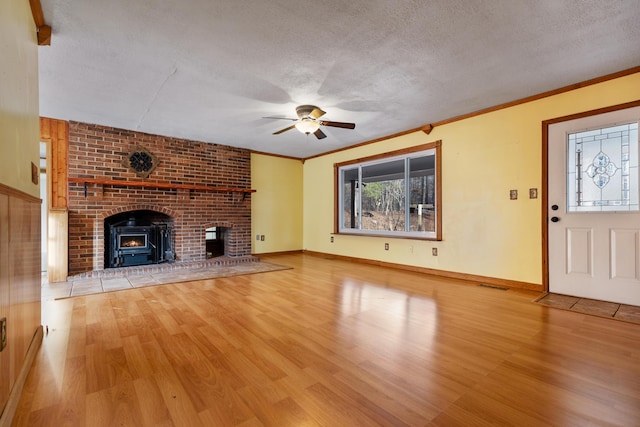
[31,162,39,185]
[0,317,6,351]
[510,189,518,200]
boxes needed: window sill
[335,231,441,241]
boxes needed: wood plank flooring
[13,253,640,426]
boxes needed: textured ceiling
[39,0,640,159]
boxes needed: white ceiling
[39,0,640,159]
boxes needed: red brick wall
[67,121,252,275]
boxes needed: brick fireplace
[67,121,252,275]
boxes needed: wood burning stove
[113,227,152,266]
[119,233,148,251]
[106,215,173,268]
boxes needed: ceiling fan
[265,105,355,139]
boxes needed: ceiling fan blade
[309,108,326,119]
[320,120,356,129]
[273,124,296,135]
[263,116,297,121]
[314,128,327,139]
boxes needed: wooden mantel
[67,177,256,194]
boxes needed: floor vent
[479,283,509,291]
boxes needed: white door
[548,106,640,306]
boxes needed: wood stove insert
[105,210,174,268]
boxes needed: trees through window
[336,141,441,239]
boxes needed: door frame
[541,99,640,293]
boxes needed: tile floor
[41,259,290,300]
[536,293,640,324]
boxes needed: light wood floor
[13,253,640,426]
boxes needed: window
[567,122,639,212]
[205,227,217,240]
[336,141,441,239]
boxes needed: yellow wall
[251,153,303,253]
[0,0,40,197]
[0,0,42,419]
[303,72,640,286]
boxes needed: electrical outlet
[529,188,538,199]
[510,189,518,200]
[384,243,389,250]
[409,245,413,254]
[432,247,438,256]
[260,235,265,241]
[330,236,334,243]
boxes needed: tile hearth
[41,256,291,300]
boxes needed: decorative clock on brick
[123,145,159,178]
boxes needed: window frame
[334,141,442,240]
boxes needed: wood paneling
[0,194,9,412]
[12,253,640,426]
[0,185,41,424]
[47,209,68,283]
[40,117,68,210]
[40,118,69,282]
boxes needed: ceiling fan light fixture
[267,105,355,139]
[295,118,320,135]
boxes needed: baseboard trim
[0,325,43,427]
[254,250,304,257]
[303,250,542,291]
